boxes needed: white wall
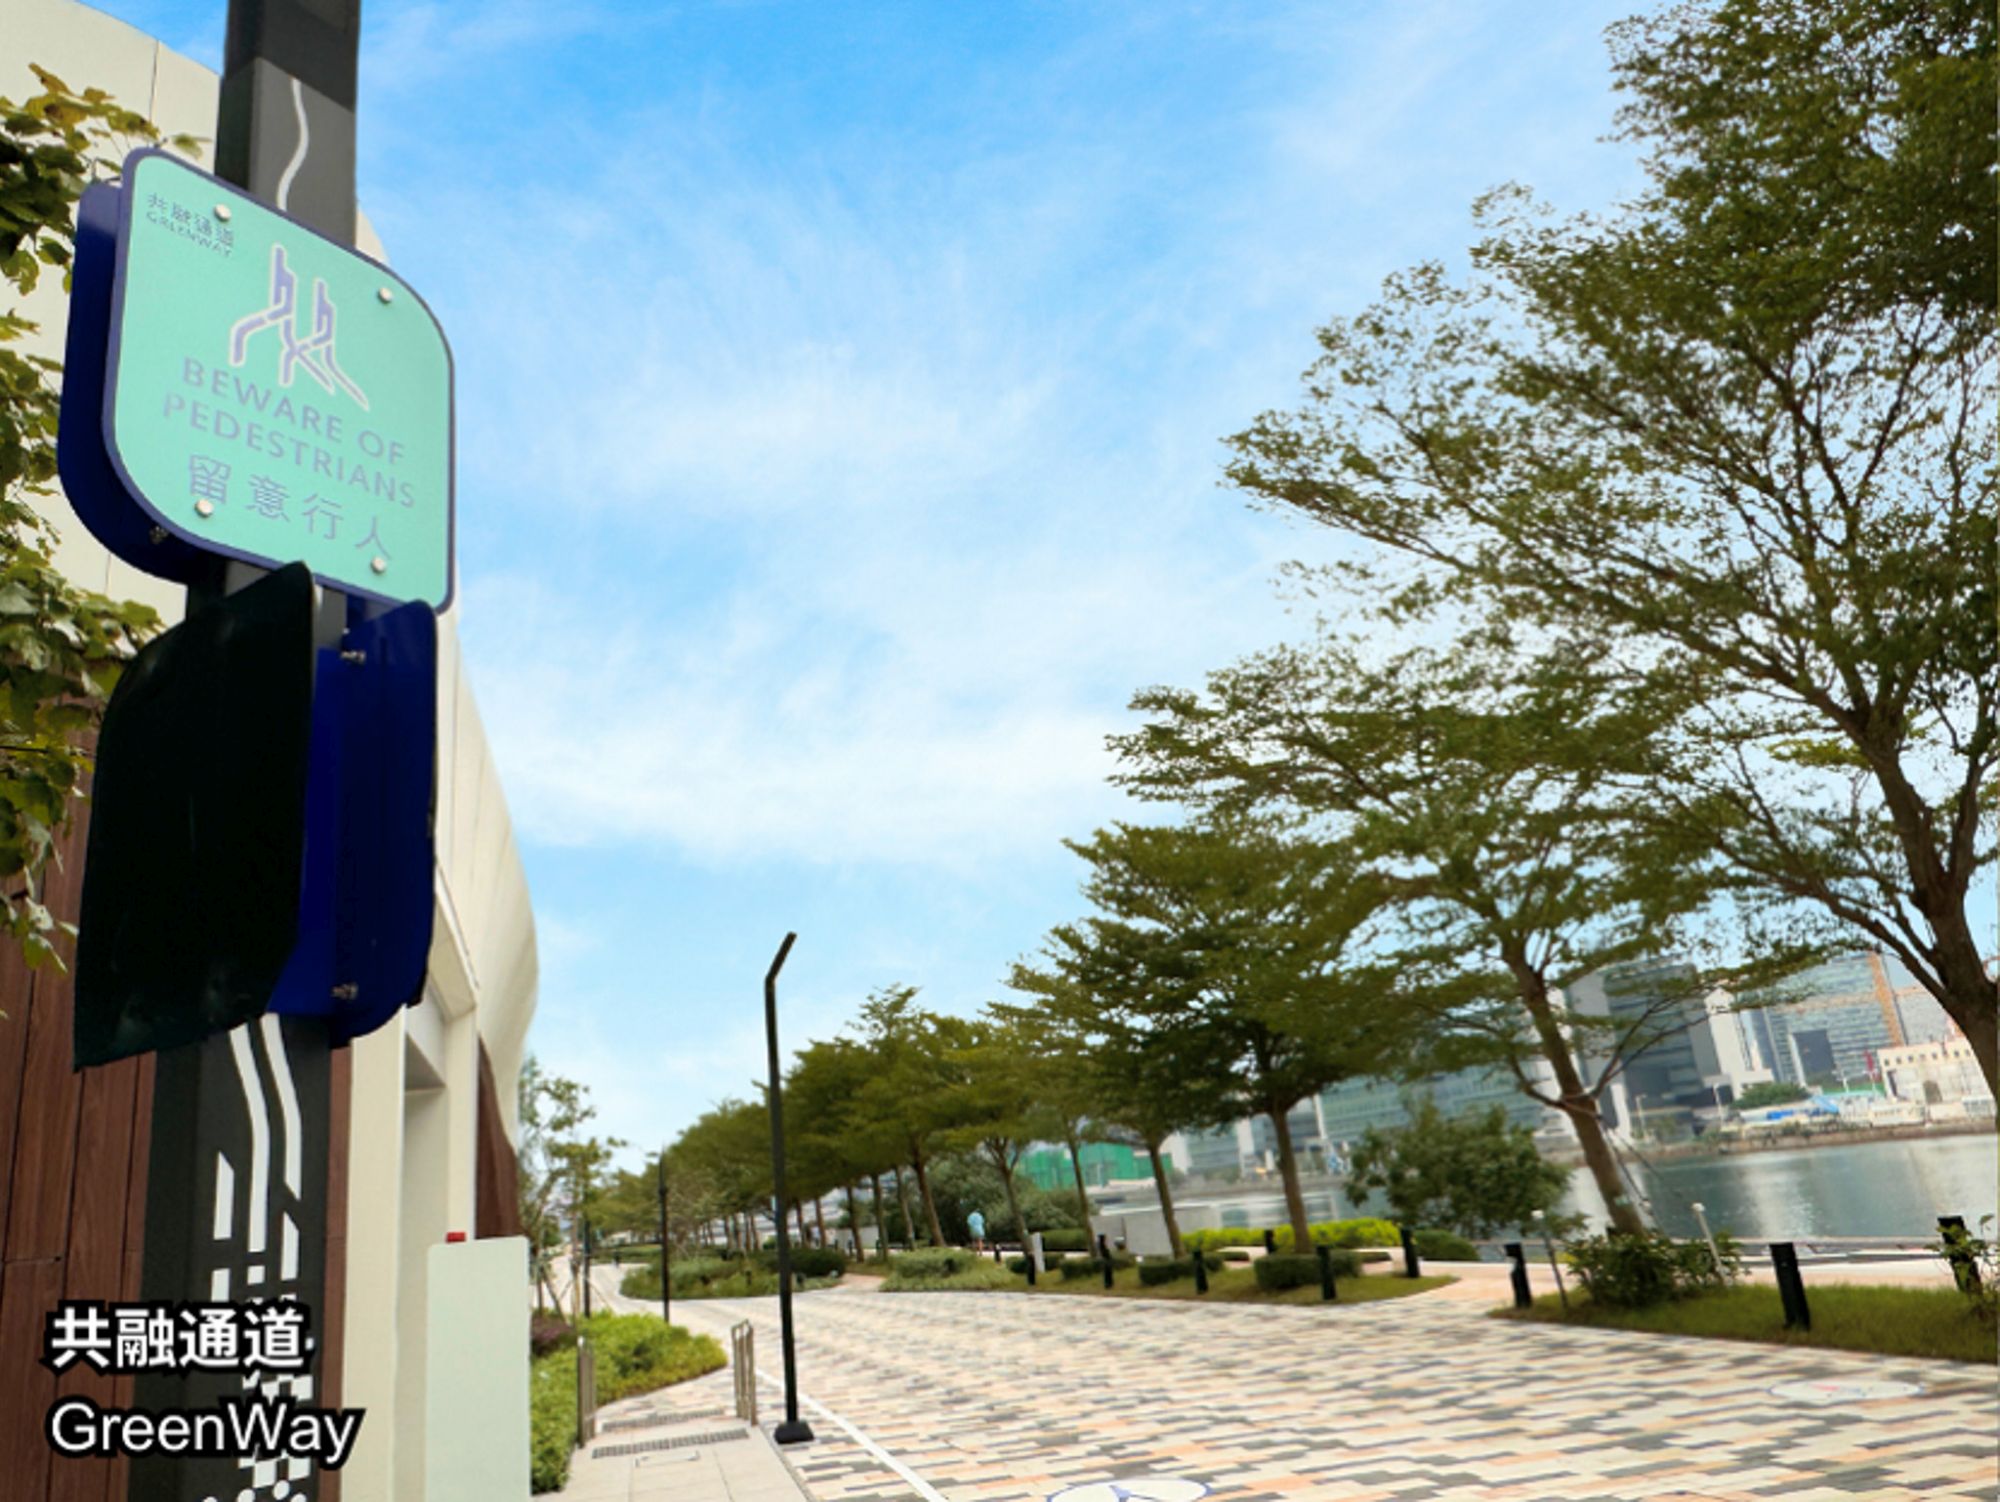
[3,6,540,1498]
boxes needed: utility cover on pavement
[105,149,453,608]
[1768,1378,1923,1405]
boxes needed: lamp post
[763,933,814,1446]
[668,1152,684,1328]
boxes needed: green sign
[107,151,453,608]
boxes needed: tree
[0,70,182,970]
[1221,4,1997,1087]
[941,1011,1053,1251]
[1606,0,1994,339]
[1113,639,1766,1236]
[515,1058,626,1314]
[987,991,1104,1229]
[1002,964,1212,1258]
[787,1036,902,1254]
[1345,1097,1571,1239]
[848,986,973,1248]
[1033,816,1403,1252]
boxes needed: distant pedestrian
[967,1209,986,1252]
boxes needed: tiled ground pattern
[670,1287,1998,1502]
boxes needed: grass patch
[1496,1283,1998,1365]
[1018,1264,1453,1306]
[529,1313,725,1494]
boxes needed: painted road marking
[754,1368,948,1502]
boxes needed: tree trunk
[908,1142,947,1248]
[1063,1122,1093,1228]
[989,1142,1030,1250]
[893,1168,917,1249]
[1266,1102,1315,1252]
[1144,1135,1184,1257]
[794,1200,808,1242]
[815,1195,828,1246]
[870,1173,889,1261]
[1513,961,1647,1236]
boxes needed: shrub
[1564,1230,1742,1310]
[1137,1254,1222,1286]
[753,1246,848,1279]
[1310,1218,1401,1249]
[578,1313,726,1404]
[1253,1249,1361,1291]
[528,1316,725,1494]
[1005,1255,1033,1274]
[530,1313,575,1360]
[881,1248,1017,1291]
[1060,1257,1105,1281]
[1184,1218,1401,1253]
[1411,1229,1480,1261]
[1039,1228,1091,1253]
[530,1348,578,1494]
[1935,1216,1998,1326]
[1253,1254,1323,1291]
[1220,1248,1251,1262]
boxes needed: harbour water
[1142,1133,1998,1241]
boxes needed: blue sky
[110,0,1658,1156]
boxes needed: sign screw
[149,526,168,544]
[370,556,388,574]
[214,203,232,222]
[377,286,394,304]
[194,499,215,518]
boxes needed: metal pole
[1532,1210,1568,1312]
[1691,1200,1722,1276]
[132,10,360,1499]
[659,1151,672,1325]
[581,1216,593,1318]
[764,932,814,1445]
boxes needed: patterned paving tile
[644,1282,1997,1502]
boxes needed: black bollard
[992,1244,1002,1264]
[1399,1226,1422,1279]
[1262,1228,1277,1256]
[1316,1242,1338,1302]
[1024,1251,1036,1286]
[1193,1249,1208,1294]
[1503,1242,1532,1309]
[1939,1215,1983,1294]
[1097,1233,1112,1262]
[1101,1252,1115,1289]
[1770,1242,1811,1330]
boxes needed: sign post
[128,9,363,1493]
[57,6,444,1498]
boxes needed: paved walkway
[586,1262,1997,1502]
[548,1257,813,1502]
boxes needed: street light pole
[668,1152,684,1328]
[763,932,814,1446]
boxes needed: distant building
[1019,1139,1174,1194]
[1315,1061,1576,1160]
[1880,1037,1995,1111]
[1744,952,1951,1089]
[1174,1122,1257,1179]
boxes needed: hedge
[753,1246,848,1279]
[1137,1254,1222,1286]
[1410,1229,1479,1261]
[529,1315,724,1493]
[1184,1218,1400,1252]
[1253,1249,1361,1290]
